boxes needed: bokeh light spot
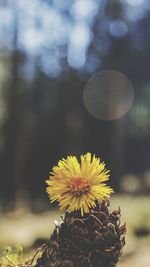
[83,70,134,120]
[125,0,145,6]
[109,20,128,38]
[71,0,98,20]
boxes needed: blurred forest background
[0,0,150,210]
[0,0,150,266]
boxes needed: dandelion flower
[46,152,113,215]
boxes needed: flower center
[69,177,89,195]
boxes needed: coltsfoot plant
[35,153,126,267]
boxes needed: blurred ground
[0,195,150,266]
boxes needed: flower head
[46,152,113,215]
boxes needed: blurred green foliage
[0,246,23,266]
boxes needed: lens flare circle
[83,70,134,120]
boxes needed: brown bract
[35,200,126,267]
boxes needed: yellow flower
[46,152,113,215]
